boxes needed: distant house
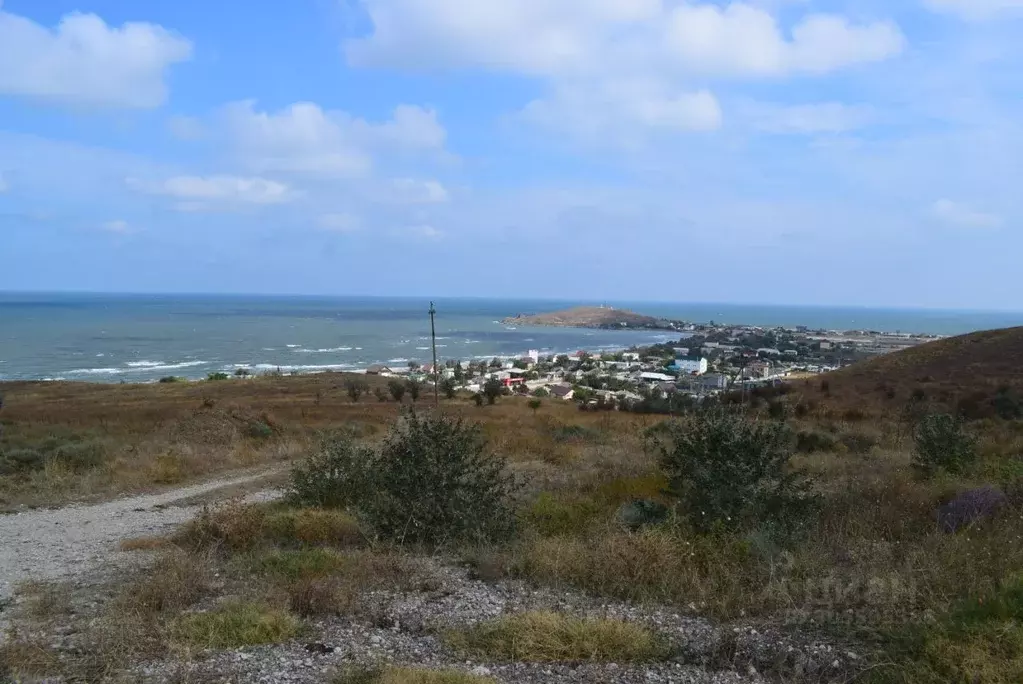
[641,372,676,383]
[672,357,708,375]
[622,352,641,362]
[701,373,728,390]
[366,365,394,376]
[550,384,575,401]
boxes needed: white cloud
[930,199,1002,229]
[168,116,206,140]
[747,102,874,134]
[345,1,904,144]
[663,6,903,76]
[522,81,722,139]
[317,213,363,232]
[923,0,1023,20]
[389,178,449,203]
[218,100,446,177]
[0,8,191,108]
[407,224,443,239]
[101,219,134,234]
[129,175,295,208]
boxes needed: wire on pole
[429,301,440,407]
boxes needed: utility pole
[429,301,440,407]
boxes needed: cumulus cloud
[747,102,874,134]
[218,101,447,177]
[407,224,443,239]
[0,7,191,108]
[345,1,903,144]
[388,178,449,204]
[128,175,295,209]
[931,199,1002,229]
[168,116,206,140]
[101,219,134,234]
[923,0,1023,20]
[522,81,722,139]
[317,213,363,232]
[663,6,903,76]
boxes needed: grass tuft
[170,602,300,650]
[444,611,670,662]
[334,666,497,684]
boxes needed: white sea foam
[294,347,353,353]
[286,344,300,348]
[387,358,409,364]
[252,362,355,372]
[131,361,205,372]
[416,347,430,351]
[66,367,122,375]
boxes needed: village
[361,323,942,411]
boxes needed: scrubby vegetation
[4,369,1023,682]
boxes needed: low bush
[445,611,668,663]
[913,414,977,476]
[795,430,838,454]
[288,413,517,547]
[660,411,818,535]
[206,372,229,382]
[116,549,212,616]
[170,602,299,650]
[177,503,363,552]
[289,437,376,510]
[839,431,879,455]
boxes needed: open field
[2,364,1023,682]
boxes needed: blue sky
[0,0,1020,309]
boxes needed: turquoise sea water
[1,293,1021,383]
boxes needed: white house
[523,349,540,365]
[672,357,709,375]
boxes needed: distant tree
[532,387,550,398]
[388,380,407,403]
[408,360,421,371]
[406,379,421,403]
[489,358,503,369]
[234,368,251,378]
[454,364,465,383]
[528,398,542,414]
[207,372,229,381]
[346,379,368,403]
[440,377,457,400]
[374,387,389,403]
[483,378,504,405]
[513,359,529,370]
[473,393,485,407]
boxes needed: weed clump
[289,412,517,547]
[659,411,818,535]
[170,602,299,649]
[913,413,977,476]
[444,611,669,662]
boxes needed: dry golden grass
[0,374,641,508]
[14,580,73,621]
[444,611,669,662]
[120,535,172,552]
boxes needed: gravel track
[0,470,281,602]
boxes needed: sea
[1,293,1022,384]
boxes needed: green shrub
[158,376,183,383]
[839,431,878,455]
[659,411,818,535]
[206,372,229,382]
[913,413,977,476]
[289,437,376,509]
[388,380,406,403]
[440,378,458,400]
[483,379,504,405]
[289,413,517,547]
[0,448,46,476]
[362,412,517,546]
[795,429,837,453]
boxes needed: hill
[802,326,1023,415]
[502,306,680,330]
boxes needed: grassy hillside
[799,326,1023,417]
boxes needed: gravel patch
[0,470,282,603]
